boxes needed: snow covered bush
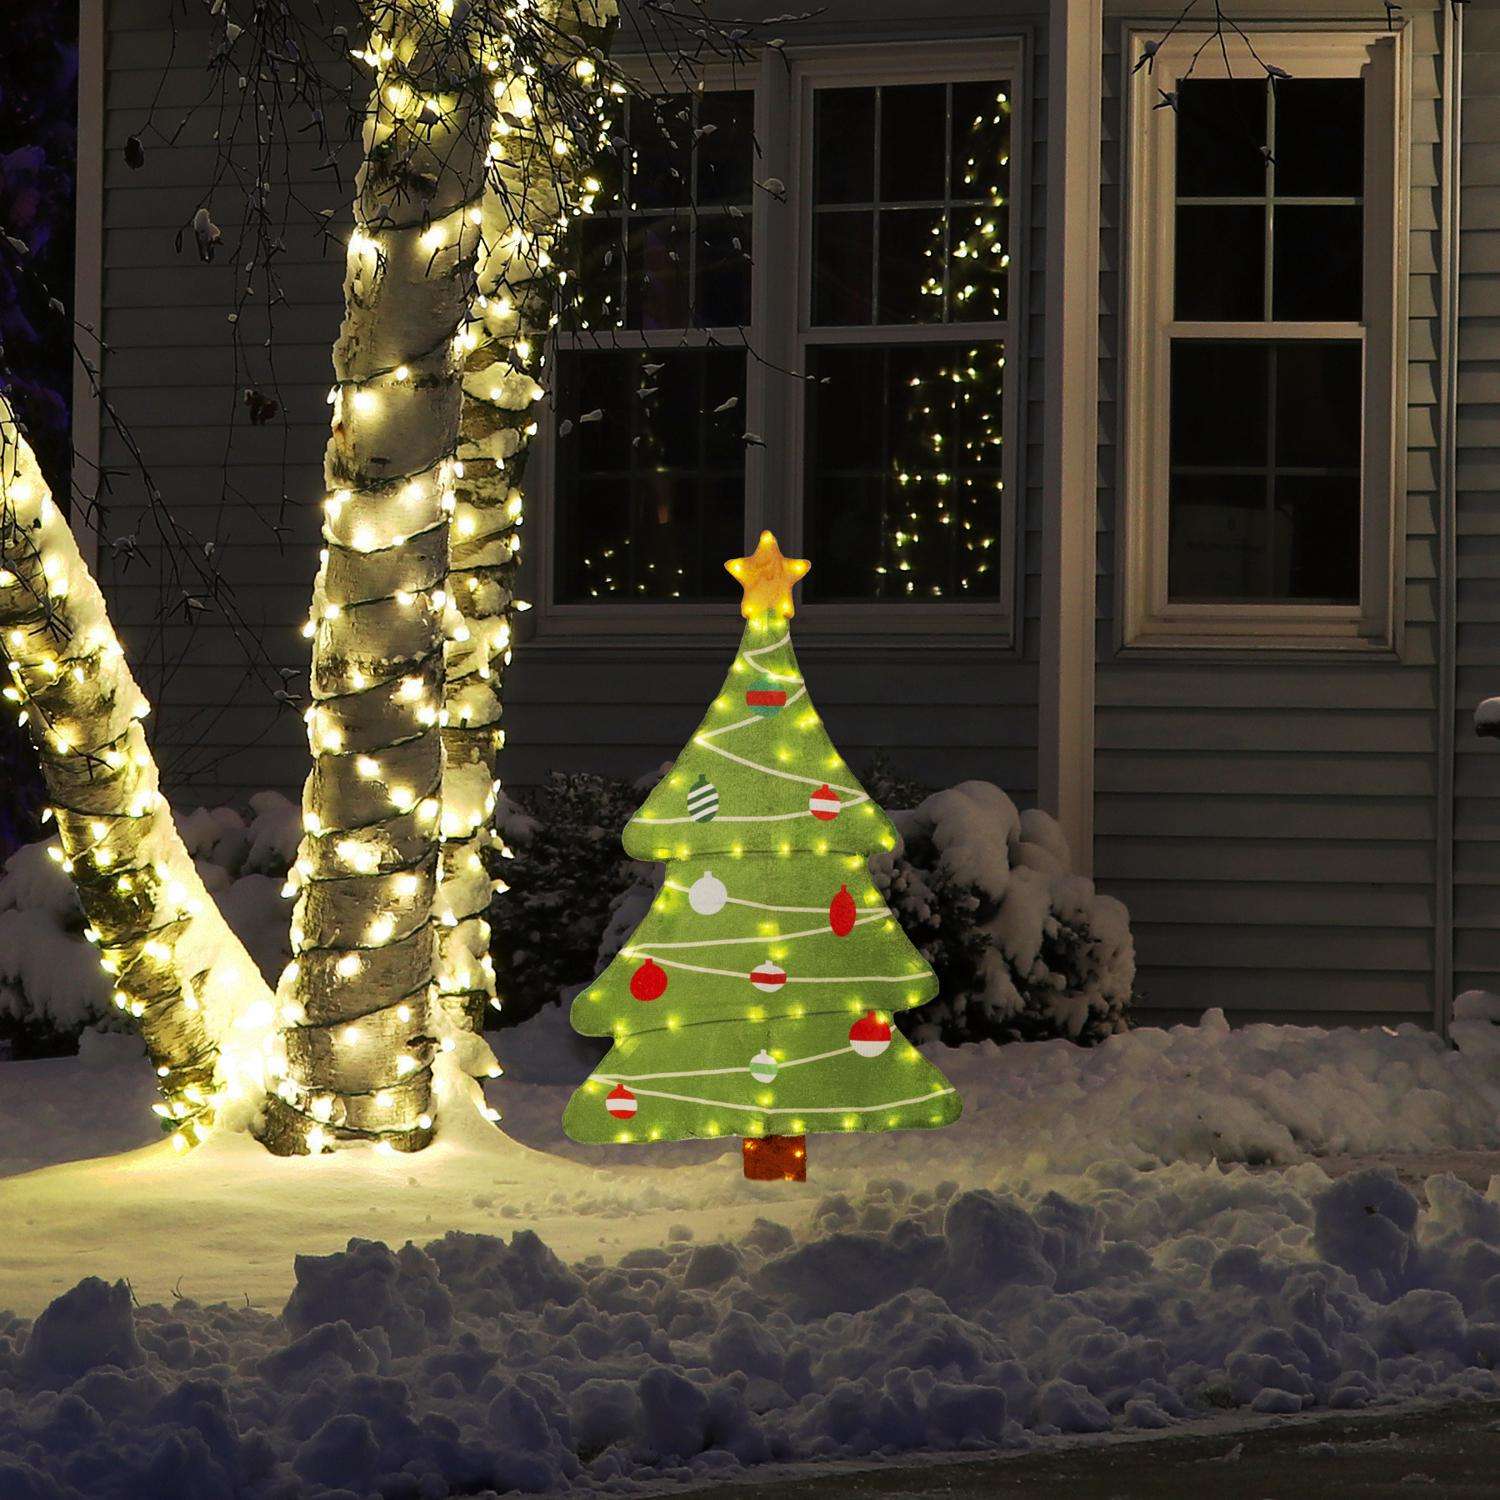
[490,773,652,1029]
[0,792,299,1055]
[495,772,1135,1047]
[883,782,1135,1046]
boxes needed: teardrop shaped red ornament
[629,957,668,1002]
[829,884,857,937]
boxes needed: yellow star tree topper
[726,531,811,620]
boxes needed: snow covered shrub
[0,792,299,1056]
[883,782,1135,1046]
[490,773,651,1029]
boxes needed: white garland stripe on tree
[585,1081,959,1116]
[595,1045,857,1082]
[627,952,925,984]
[691,697,867,800]
[662,881,885,917]
[638,913,886,951]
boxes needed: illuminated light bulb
[335,953,361,978]
[397,1004,412,1022]
[306,1126,327,1153]
[394,872,418,897]
[394,364,410,382]
[417,1112,433,1130]
[396,1055,417,1076]
[375,1090,393,1107]
[341,1026,360,1045]
[369,913,396,943]
[356,756,379,779]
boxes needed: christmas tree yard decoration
[563,532,961,1180]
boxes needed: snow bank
[0,795,298,1047]
[6,1154,1500,1498]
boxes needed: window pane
[1175,204,1264,319]
[948,205,1009,321]
[878,208,945,323]
[630,97,693,210]
[697,91,756,206]
[554,350,746,601]
[625,217,690,328]
[815,88,875,204]
[881,84,946,201]
[696,215,752,327]
[1168,340,1362,603]
[813,211,874,324]
[1274,342,1362,469]
[951,80,1011,202]
[1176,78,1268,197]
[1169,473,1267,600]
[1274,475,1359,601]
[1171,343,1268,467]
[569,217,623,329]
[804,344,1004,601]
[1273,204,1362,320]
[1275,79,1363,197]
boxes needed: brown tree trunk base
[743,1134,807,1181]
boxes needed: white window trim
[782,40,1026,640]
[1119,27,1410,654]
[527,37,1029,645]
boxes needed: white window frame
[528,38,1028,644]
[1120,27,1409,653]
[781,40,1026,639]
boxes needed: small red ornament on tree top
[829,884,857,937]
[630,958,668,1002]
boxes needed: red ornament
[849,1010,893,1058]
[750,960,787,992]
[629,957,668,1002]
[808,784,841,821]
[605,1083,638,1119]
[829,884,857,937]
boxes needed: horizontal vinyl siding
[98,0,1043,809]
[1454,5,1500,995]
[1091,2,1448,1027]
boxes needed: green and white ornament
[749,1049,779,1083]
[687,774,719,822]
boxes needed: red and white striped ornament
[604,1083,638,1119]
[808,784,841,821]
[849,1010,893,1058]
[750,960,787,992]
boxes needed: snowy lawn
[5,1005,1500,1497]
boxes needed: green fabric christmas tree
[563,533,961,1177]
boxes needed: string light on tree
[564,533,961,1179]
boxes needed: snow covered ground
[5,1005,1500,1498]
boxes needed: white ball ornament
[689,869,728,916]
[749,1049,779,1083]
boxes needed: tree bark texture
[0,397,275,1144]
[262,0,495,1155]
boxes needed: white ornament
[689,869,728,916]
[749,1049,779,1083]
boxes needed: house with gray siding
[73,0,1491,1030]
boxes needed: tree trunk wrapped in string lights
[438,0,615,1036]
[258,0,499,1156]
[0,397,275,1145]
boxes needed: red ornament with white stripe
[849,1010,892,1057]
[808,784,841,821]
[750,960,787,992]
[605,1083,638,1118]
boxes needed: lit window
[802,79,1013,602]
[553,91,755,601]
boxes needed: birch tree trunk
[437,0,615,1036]
[0,398,275,1144]
[259,0,495,1155]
